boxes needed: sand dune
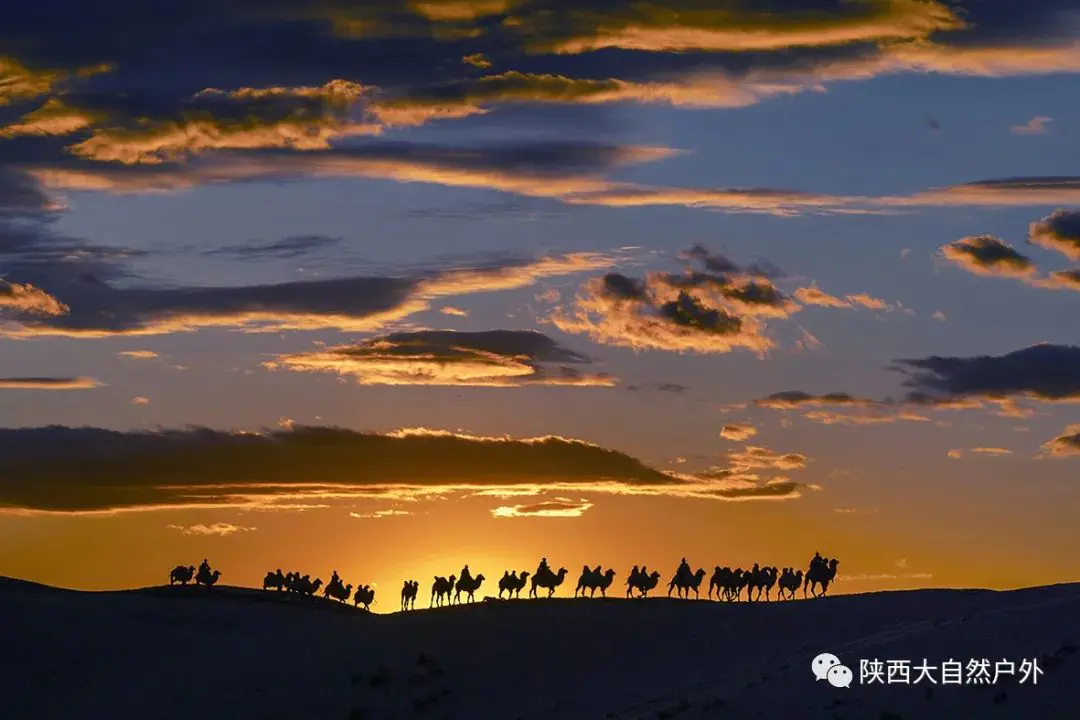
[1,578,1077,719]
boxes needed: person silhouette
[537,557,550,577]
[460,564,472,583]
[330,570,340,589]
[677,557,691,583]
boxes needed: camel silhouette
[803,557,839,598]
[354,584,376,610]
[668,566,707,599]
[777,568,804,600]
[169,565,195,585]
[195,560,220,588]
[262,569,286,591]
[498,571,530,599]
[400,580,418,611]
[529,566,568,598]
[575,566,617,598]
[626,569,661,598]
[324,577,352,603]
[431,575,455,607]
[454,573,485,603]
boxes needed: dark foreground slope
[1,579,1078,719]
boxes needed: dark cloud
[894,343,1080,403]
[0,377,100,389]
[940,235,1035,277]
[0,424,813,514]
[623,381,688,393]
[1041,424,1080,458]
[0,252,610,337]
[751,345,1080,421]
[1029,209,1080,261]
[203,234,343,260]
[263,329,616,386]
[755,391,875,409]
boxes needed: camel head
[313,578,323,589]
[187,566,195,573]
[556,567,568,578]
[695,568,706,579]
[604,569,616,579]
[449,574,457,584]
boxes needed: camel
[324,578,352,603]
[169,565,195,585]
[354,585,376,611]
[401,580,418,611]
[575,566,617,598]
[627,570,661,598]
[292,575,322,597]
[745,564,780,602]
[803,558,839,598]
[263,570,286,591]
[777,568,803,600]
[529,566,568,598]
[498,571,529,599]
[668,567,707,599]
[431,575,455,607]
[454,574,486,603]
[196,569,221,587]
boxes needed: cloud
[263,329,616,387]
[202,234,343,260]
[439,306,469,317]
[0,425,816,514]
[833,507,879,515]
[946,447,1013,459]
[491,498,593,518]
[0,377,100,389]
[932,310,947,322]
[508,0,964,54]
[549,246,839,356]
[53,80,378,164]
[349,508,412,518]
[940,235,1036,278]
[1011,116,1053,135]
[0,252,612,338]
[132,396,150,405]
[755,391,877,409]
[894,343,1080,404]
[166,522,256,536]
[0,278,68,315]
[1041,424,1080,458]
[726,445,807,471]
[1029,209,1080,261]
[117,350,159,359]
[793,285,890,310]
[462,53,492,69]
[23,140,672,200]
[719,424,757,442]
[803,410,930,426]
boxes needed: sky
[2,1,1080,608]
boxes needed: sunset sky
[3,1,1080,608]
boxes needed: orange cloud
[514,0,964,54]
[264,329,616,387]
[0,377,101,390]
[719,423,757,442]
[0,279,68,316]
[67,80,378,165]
[491,498,593,518]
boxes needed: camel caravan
[261,569,377,610]
[167,552,839,611]
[169,559,220,588]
